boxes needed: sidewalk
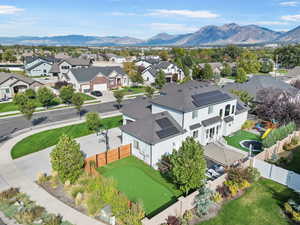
[0,113,122,225]
[0,91,143,118]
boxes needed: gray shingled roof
[222,75,299,101]
[190,123,202,130]
[152,80,235,113]
[202,116,222,127]
[63,58,90,66]
[24,56,58,65]
[224,116,234,123]
[26,61,51,71]
[49,63,60,73]
[121,111,185,145]
[121,96,152,120]
[0,72,41,85]
[70,66,125,83]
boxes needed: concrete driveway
[13,127,122,181]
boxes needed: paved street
[0,99,134,139]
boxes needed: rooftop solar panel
[156,118,173,129]
[156,127,179,139]
[192,90,232,107]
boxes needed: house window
[225,104,231,117]
[219,109,223,117]
[133,140,140,150]
[193,130,199,138]
[192,110,198,119]
[5,88,10,94]
[208,105,214,114]
[232,105,235,114]
[206,129,209,139]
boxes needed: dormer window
[225,104,231,117]
[232,105,235,114]
[192,110,198,119]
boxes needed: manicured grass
[114,86,147,96]
[277,147,300,174]
[11,115,122,159]
[200,179,298,225]
[78,93,96,101]
[98,156,182,216]
[225,130,261,152]
[0,101,18,113]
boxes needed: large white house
[121,81,248,168]
[63,66,130,93]
[141,61,185,84]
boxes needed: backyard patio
[97,156,182,217]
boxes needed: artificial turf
[11,115,122,159]
[224,130,261,152]
[200,178,298,225]
[97,156,182,216]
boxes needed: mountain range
[1,23,300,46]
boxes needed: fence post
[118,147,121,160]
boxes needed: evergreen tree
[155,70,166,89]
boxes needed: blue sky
[0,0,300,38]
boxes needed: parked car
[91,90,103,97]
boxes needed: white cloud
[279,1,299,6]
[147,9,219,19]
[0,5,23,14]
[149,23,198,33]
[281,14,300,21]
[111,12,137,16]
[254,21,289,25]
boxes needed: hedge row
[262,122,296,148]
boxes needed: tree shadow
[32,116,48,126]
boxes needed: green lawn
[277,147,300,174]
[98,156,182,216]
[114,86,147,96]
[0,94,94,114]
[78,93,96,101]
[11,115,122,159]
[225,130,261,152]
[200,179,298,225]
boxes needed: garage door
[93,83,107,91]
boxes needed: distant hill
[0,23,299,46]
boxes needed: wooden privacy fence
[84,144,131,175]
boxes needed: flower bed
[38,171,145,225]
[0,188,73,225]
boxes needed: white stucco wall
[151,104,183,127]
[142,70,155,84]
[28,62,52,76]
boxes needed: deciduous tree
[169,137,207,195]
[155,70,166,89]
[37,87,55,108]
[59,85,74,104]
[50,134,84,183]
[113,90,124,109]
[85,112,101,133]
[235,67,247,83]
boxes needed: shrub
[216,185,231,199]
[226,167,245,184]
[224,180,239,197]
[212,192,223,203]
[244,167,260,183]
[291,136,300,146]
[285,200,300,222]
[181,210,193,225]
[42,213,63,225]
[195,186,213,217]
[262,122,296,148]
[0,188,20,201]
[37,172,50,184]
[242,120,255,130]
[70,186,85,199]
[239,179,251,190]
[24,88,36,99]
[54,81,69,90]
[166,216,180,225]
[86,194,105,216]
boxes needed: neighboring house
[0,72,43,100]
[199,62,236,76]
[49,58,91,79]
[141,61,185,84]
[105,54,127,64]
[135,58,160,68]
[121,80,248,168]
[64,66,130,93]
[24,56,58,77]
[222,75,299,102]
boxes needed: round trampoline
[240,140,262,152]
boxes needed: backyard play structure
[255,120,277,139]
